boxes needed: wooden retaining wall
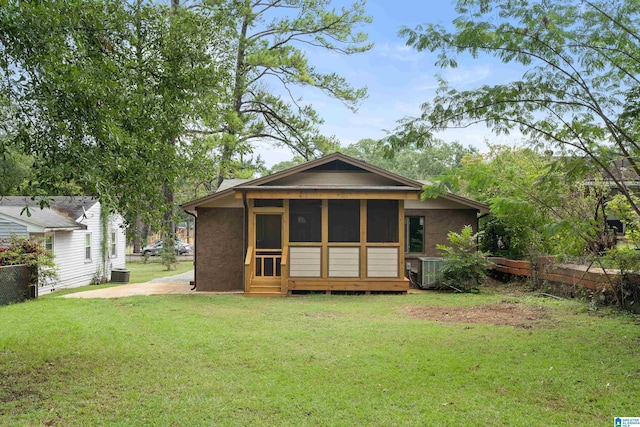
[488,256,634,291]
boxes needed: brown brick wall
[405,209,478,272]
[195,207,245,291]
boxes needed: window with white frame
[111,231,117,257]
[44,233,54,254]
[85,233,92,261]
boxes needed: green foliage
[340,137,477,180]
[0,0,233,231]
[603,246,640,309]
[426,145,614,258]
[0,145,33,194]
[393,0,640,225]
[215,0,372,181]
[0,235,57,286]
[159,240,177,271]
[269,157,308,174]
[1,0,372,232]
[436,225,490,292]
[607,194,640,246]
[479,216,528,259]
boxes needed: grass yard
[44,261,194,298]
[126,261,193,284]
[1,288,638,426]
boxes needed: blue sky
[257,0,525,167]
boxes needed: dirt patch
[404,302,548,328]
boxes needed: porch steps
[246,280,285,297]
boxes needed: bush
[602,246,640,310]
[0,235,58,286]
[437,225,490,293]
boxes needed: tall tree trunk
[164,0,180,245]
[133,215,143,254]
[216,7,250,188]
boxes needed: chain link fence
[0,264,33,306]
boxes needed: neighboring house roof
[216,179,250,192]
[586,161,640,188]
[0,196,98,232]
[182,152,489,212]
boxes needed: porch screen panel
[289,247,321,277]
[328,247,359,277]
[256,214,281,249]
[328,200,360,242]
[367,200,398,242]
[289,199,321,242]
[367,247,398,277]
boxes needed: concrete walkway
[62,269,239,299]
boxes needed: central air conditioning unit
[418,257,444,288]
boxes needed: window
[44,233,54,254]
[289,199,322,242]
[111,231,117,257]
[405,216,424,253]
[367,200,398,243]
[85,233,92,261]
[328,200,360,242]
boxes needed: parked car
[141,240,192,256]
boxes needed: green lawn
[126,260,193,284]
[44,261,194,297]
[1,288,638,426]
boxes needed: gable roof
[182,152,489,212]
[0,196,98,231]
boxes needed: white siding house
[0,196,126,290]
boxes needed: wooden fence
[488,256,635,291]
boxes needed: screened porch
[243,195,411,296]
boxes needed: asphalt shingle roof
[0,196,97,229]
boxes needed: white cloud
[375,42,420,62]
[410,64,496,93]
[442,64,492,87]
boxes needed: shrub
[602,246,640,311]
[0,235,58,286]
[437,225,490,293]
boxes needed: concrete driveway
[62,270,239,299]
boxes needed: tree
[393,0,640,221]
[210,0,372,184]
[436,225,490,292]
[0,0,232,233]
[341,137,477,179]
[269,157,307,174]
[0,146,32,195]
[426,145,614,258]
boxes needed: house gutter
[184,209,197,290]
[242,191,248,290]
